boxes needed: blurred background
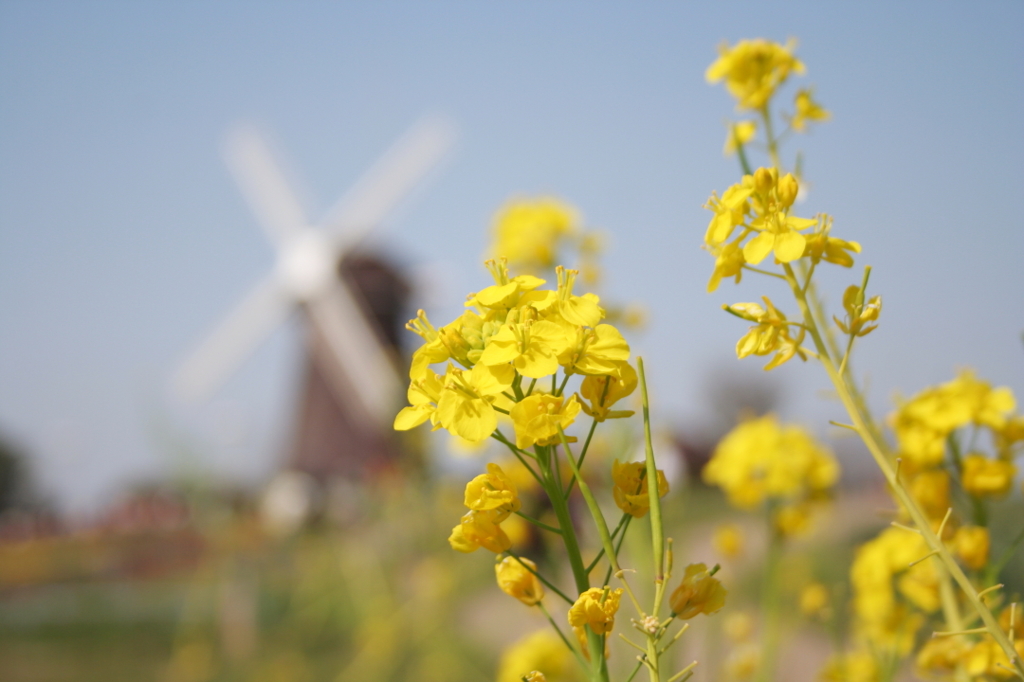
[1,2,1022,681]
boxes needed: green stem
[638,358,666,600]
[602,516,634,587]
[539,600,589,668]
[564,417,600,498]
[754,518,783,682]
[506,549,574,605]
[586,513,632,575]
[514,510,562,535]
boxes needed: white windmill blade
[224,125,308,246]
[320,116,456,251]
[306,280,403,426]
[174,277,294,402]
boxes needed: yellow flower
[790,88,830,132]
[706,240,746,293]
[466,258,546,310]
[568,587,623,635]
[890,371,1017,467]
[743,168,818,265]
[962,454,1015,497]
[579,361,637,421]
[706,38,805,110]
[704,180,753,245]
[394,369,444,431]
[495,555,545,606]
[521,266,604,328]
[713,524,744,559]
[966,639,1024,679]
[496,630,573,682]
[435,363,515,443]
[724,120,756,155]
[916,637,969,677]
[448,509,511,554]
[510,393,582,449]
[953,525,989,570]
[491,198,578,271]
[833,285,881,338]
[850,527,939,650]
[819,650,878,682]
[799,583,830,618]
[773,503,812,537]
[804,230,861,268]
[669,563,727,619]
[906,468,950,522]
[559,323,631,376]
[703,415,838,509]
[464,463,521,520]
[479,318,571,378]
[723,611,754,642]
[726,297,806,371]
[611,459,669,518]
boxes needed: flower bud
[753,167,776,194]
[777,173,799,208]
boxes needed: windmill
[174,118,455,480]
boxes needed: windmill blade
[174,277,294,402]
[305,280,403,427]
[225,125,308,246]
[321,116,456,251]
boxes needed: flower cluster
[891,371,1021,471]
[703,415,838,535]
[395,260,635,447]
[706,38,805,111]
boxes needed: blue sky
[1,2,1022,512]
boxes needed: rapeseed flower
[834,285,881,338]
[724,120,756,155]
[703,415,838,509]
[790,88,830,132]
[559,324,631,376]
[743,168,818,265]
[568,587,623,635]
[464,463,520,520]
[706,38,805,111]
[669,563,727,619]
[393,369,443,431]
[479,318,571,378]
[850,528,939,651]
[491,198,578,271]
[434,363,515,443]
[579,361,637,421]
[962,455,1015,497]
[953,525,989,570]
[510,393,582,449]
[467,258,546,310]
[449,509,512,554]
[713,524,744,558]
[495,555,545,606]
[726,297,806,371]
[610,459,669,518]
[496,630,573,682]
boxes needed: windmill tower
[174,118,454,481]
